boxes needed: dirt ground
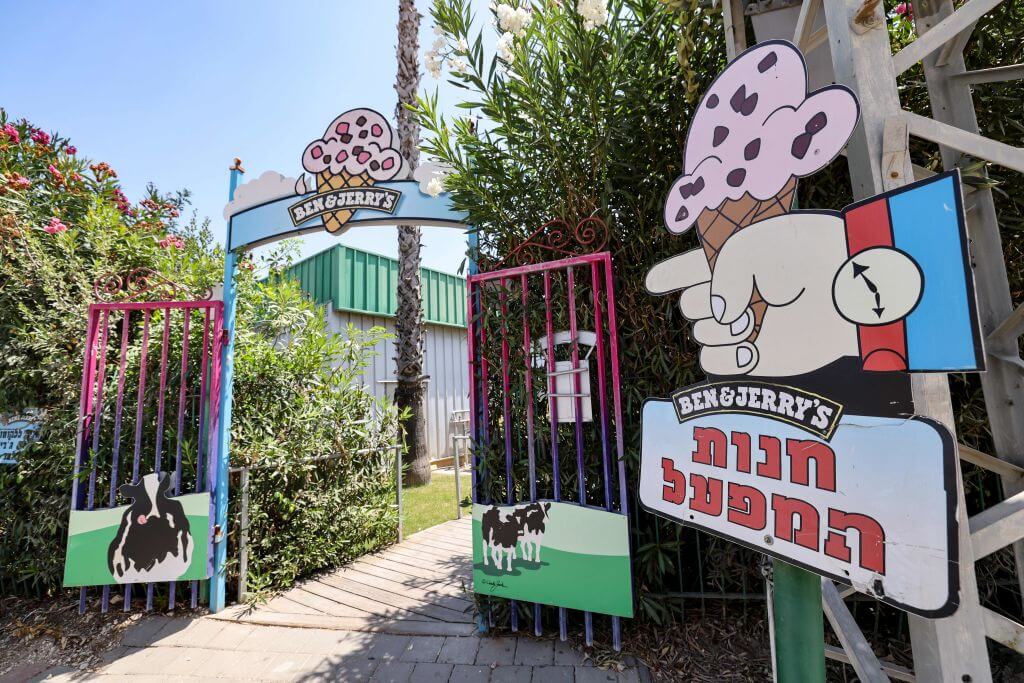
[0,594,202,680]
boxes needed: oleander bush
[0,110,400,599]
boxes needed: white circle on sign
[832,247,923,326]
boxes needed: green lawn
[402,470,472,536]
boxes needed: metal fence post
[210,162,243,613]
[237,466,250,602]
[453,434,462,520]
[396,444,404,542]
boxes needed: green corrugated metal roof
[280,245,466,328]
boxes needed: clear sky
[0,1,488,275]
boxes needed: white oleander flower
[497,3,532,37]
[426,176,445,197]
[433,24,444,36]
[496,31,515,62]
[456,38,469,52]
[425,50,442,79]
[577,0,608,31]
[449,57,469,74]
[432,36,445,51]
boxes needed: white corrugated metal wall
[324,303,469,460]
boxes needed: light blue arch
[211,169,471,612]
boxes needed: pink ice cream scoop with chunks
[664,41,860,233]
[302,108,403,181]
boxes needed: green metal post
[771,560,825,682]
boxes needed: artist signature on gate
[479,578,508,589]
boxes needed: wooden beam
[893,0,1003,75]
[982,607,1024,655]
[969,489,1024,560]
[959,443,1024,480]
[821,580,891,683]
[950,63,1024,84]
[823,646,915,682]
[986,301,1024,348]
[904,110,1024,174]
[793,0,823,51]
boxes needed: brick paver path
[36,520,647,682]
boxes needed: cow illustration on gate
[108,472,194,584]
[481,502,552,572]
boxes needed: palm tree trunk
[394,0,430,486]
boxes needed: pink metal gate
[467,251,629,647]
[72,270,223,612]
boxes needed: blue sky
[0,1,489,275]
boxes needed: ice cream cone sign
[290,108,408,235]
[647,40,983,378]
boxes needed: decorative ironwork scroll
[492,216,609,269]
[93,268,212,303]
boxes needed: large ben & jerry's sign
[639,40,982,618]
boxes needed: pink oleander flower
[71,172,83,183]
[1,124,19,144]
[47,164,64,182]
[43,217,67,234]
[65,145,77,155]
[6,173,31,190]
[31,129,51,145]
[158,235,185,250]
[895,2,913,18]
[239,260,255,272]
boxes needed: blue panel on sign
[889,174,981,371]
[228,180,469,251]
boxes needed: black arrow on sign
[852,262,885,318]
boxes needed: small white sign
[639,397,958,618]
[0,413,41,464]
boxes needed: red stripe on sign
[860,323,908,371]
[844,199,893,254]
[844,199,907,371]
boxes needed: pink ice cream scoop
[302,108,403,182]
[664,41,860,234]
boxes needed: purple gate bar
[467,252,628,650]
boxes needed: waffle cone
[696,177,798,340]
[317,170,374,233]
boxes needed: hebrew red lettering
[771,494,819,551]
[757,435,782,479]
[731,431,752,473]
[661,458,686,505]
[689,474,724,516]
[787,439,837,491]
[824,509,886,574]
[693,426,727,468]
[727,482,767,530]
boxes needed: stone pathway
[34,520,648,682]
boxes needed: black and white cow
[512,502,551,563]
[108,472,193,584]
[481,506,521,571]
[481,502,553,572]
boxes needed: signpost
[641,41,984,680]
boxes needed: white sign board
[639,397,958,617]
[0,413,40,464]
